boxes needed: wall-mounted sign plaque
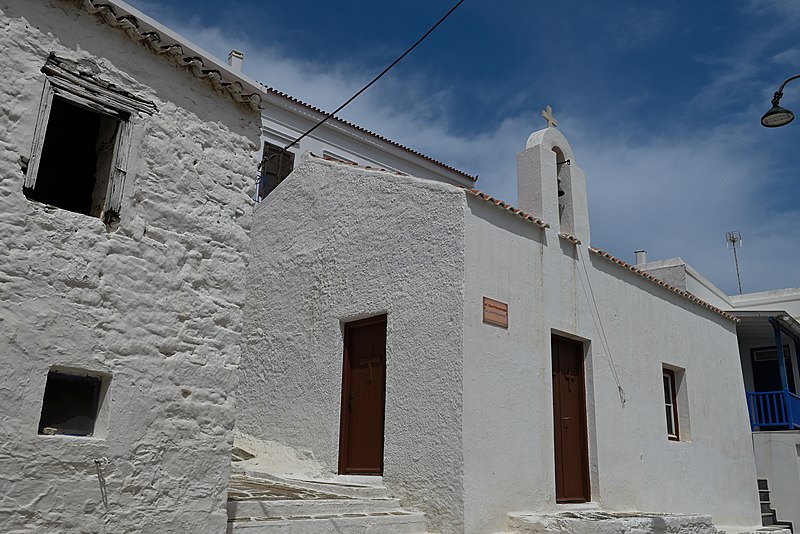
[482,297,508,329]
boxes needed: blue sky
[127,0,800,295]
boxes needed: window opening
[38,371,103,437]
[23,54,155,223]
[258,141,295,200]
[24,97,121,217]
[552,146,573,233]
[752,345,796,394]
[663,368,679,440]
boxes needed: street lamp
[761,74,800,128]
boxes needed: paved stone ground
[228,474,350,502]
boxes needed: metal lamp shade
[761,105,795,127]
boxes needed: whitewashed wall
[261,105,474,188]
[462,202,761,533]
[240,157,467,532]
[731,289,800,319]
[753,431,800,530]
[462,131,761,533]
[0,2,260,532]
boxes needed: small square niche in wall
[38,371,103,437]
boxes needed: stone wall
[0,1,260,532]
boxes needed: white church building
[237,124,765,533]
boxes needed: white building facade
[637,257,800,532]
[0,1,260,531]
[239,126,763,533]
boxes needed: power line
[265,0,466,166]
[577,246,626,406]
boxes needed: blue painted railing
[746,389,800,430]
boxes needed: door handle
[348,391,354,413]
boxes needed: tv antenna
[725,231,743,294]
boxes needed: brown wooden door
[551,335,590,502]
[339,315,387,475]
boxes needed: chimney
[634,249,647,265]
[227,49,244,72]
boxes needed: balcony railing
[746,389,800,430]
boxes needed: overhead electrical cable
[260,0,466,171]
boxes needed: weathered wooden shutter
[24,81,56,191]
[103,119,135,222]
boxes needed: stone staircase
[226,471,429,533]
[505,510,720,534]
[759,479,793,532]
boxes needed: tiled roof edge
[465,189,550,229]
[82,0,476,182]
[559,232,581,245]
[590,248,738,322]
[79,0,263,110]
[260,86,477,182]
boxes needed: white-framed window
[753,345,791,362]
[663,368,679,440]
[23,54,155,223]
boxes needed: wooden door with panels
[551,335,591,503]
[339,315,387,475]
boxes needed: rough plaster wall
[752,431,800,530]
[643,265,688,291]
[462,197,761,531]
[0,2,260,532]
[239,157,466,533]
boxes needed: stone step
[241,470,390,499]
[226,510,428,534]
[228,497,404,519]
[508,511,717,534]
[227,473,429,533]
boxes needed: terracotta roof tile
[589,248,737,322]
[559,232,581,244]
[82,1,263,110]
[465,189,549,229]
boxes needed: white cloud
[142,10,800,296]
[772,47,800,66]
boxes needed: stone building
[237,125,765,533]
[0,0,260,531]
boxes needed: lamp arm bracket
[774,73,800,105]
